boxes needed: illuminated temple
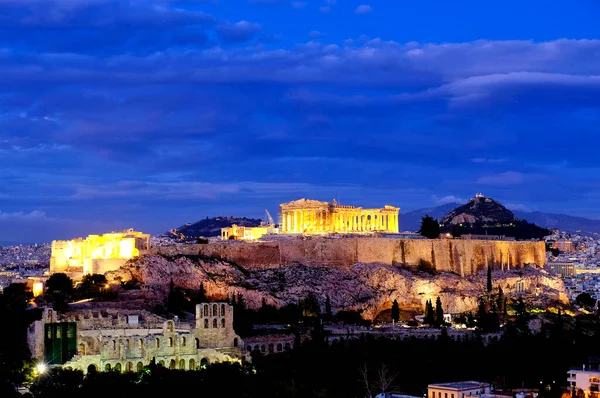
[279,199,400,234]
[50,229,150,278]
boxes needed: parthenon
[279,198,399,234]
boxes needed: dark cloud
[1,0,600,241]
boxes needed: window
[269,344,274,354]
[112,340,116,350]
[195,338,200,349]
[139,339,144,348]
[445,393,448,398]
[234,338,238,347]
[182,337,186,347]
[169,337,173,347]
[126,339,131,349]
[203,304,209,316]
[204,319,208,328]
[221,304,225,316]
[213,318,217,328]
[56,328,61,339]
[213,304,218,316]
[277,343,282,352]
[156,338,160,348]
[221,318,225,328]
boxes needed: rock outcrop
[108,254,566,320]
[153,237,546,275]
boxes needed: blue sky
[1,0,600,243]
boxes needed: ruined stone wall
[154,238,546,275]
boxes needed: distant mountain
[164,216,263,238]
[512,211,600,234]
[403,202,600,234]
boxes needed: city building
[220,223,278,241]
[547,261,577,278]
[567,366,600,396]
[50,229,150,279]
[428,381,492,398]
[279,198,400,234]
[551,240,575,253]
[27,303,244,374]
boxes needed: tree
[78,274,107,298]
[391,299,400,324]
[576,292,597,309]
[423,300,435,326]
[325,295,332,321]
[487,266,493,293]
[419,215,440,239]
[496,287,505,319]
[45,273,73,312]
[299,292,320,318]
[434,297,444,327]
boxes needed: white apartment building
[568,367,600,396]
[428,381,492,398]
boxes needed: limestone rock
[108,254,567,321]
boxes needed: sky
[2,0,600,243]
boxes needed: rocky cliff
[108,254,566,320]
[154,237,547,276]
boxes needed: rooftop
[429,382,490,391]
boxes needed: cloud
[2,0,600,240]
[432,195,465,205]
[308,30,324,38]
[470,157,508,164]
[476,171,548,187]
[215,21,261,43]
[355,4,372,14]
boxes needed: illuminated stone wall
[165,237,547,275]
[50,229,150,277]
[279,198,400,234]
[27,305,244,373]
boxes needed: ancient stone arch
[136,362,143,372]
[200,358,209,368]
[179,359,185,370]
[189,359,196,370]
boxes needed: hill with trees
[164,216,263,239]
[438,195,551,240]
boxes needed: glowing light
[32,282,44,297]
[36,363,47,374]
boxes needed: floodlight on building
[36,363,47,375]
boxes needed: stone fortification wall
[155,238,546,276]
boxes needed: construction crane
[265,209,275,226]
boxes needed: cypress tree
[487,266,493,293]
[496,287,505,318]
[435,297,444,327]
[325,295,332,320]
[424,299,435,325]
[391,299,400,323]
